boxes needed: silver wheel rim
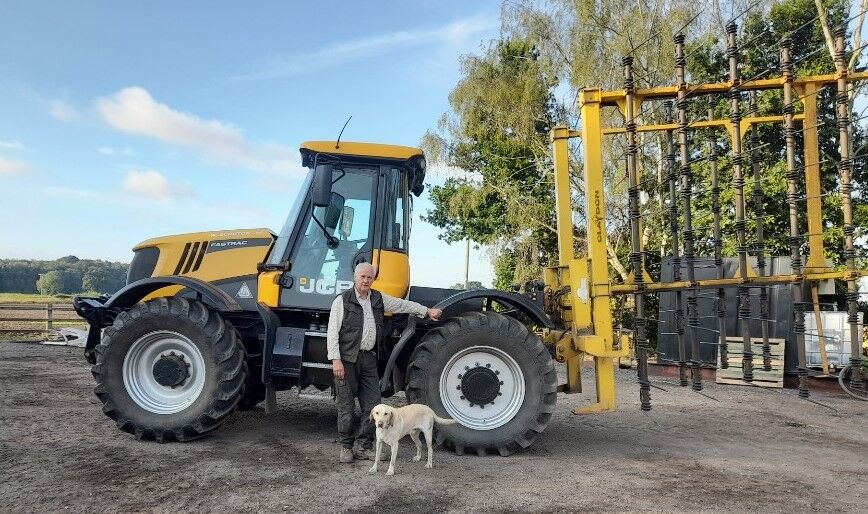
[122,330,206,414]
[439,345,525,430]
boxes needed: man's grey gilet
[337,288,385,363]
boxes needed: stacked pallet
[716,337,785,388]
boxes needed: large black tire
[91,297,246,441]
[406,311,557,456]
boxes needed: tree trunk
[607,239,629,281]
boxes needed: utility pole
[464,238,470,289]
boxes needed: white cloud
[227,13,498,82]
[98,146,136,156]
[49,99,79,121]
[0,140,24,150]
[122,169,193,201]
[96,87,300,175]
[0,156,31,176]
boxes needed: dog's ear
[369,409,376,422]
[386,410,394,428]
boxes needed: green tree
[82,268,110,293]
[36,271,63,296]
[1,258,129,294]
[422,38,560,288]
[450,280,484,290]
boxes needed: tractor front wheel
[91,297,246,441]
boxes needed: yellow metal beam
[579,89,615,349]
[573,358,618,414]
[610,269,868,294]
[598,71,868,105]
[577,88,620,414]
[600,114,804,135]
[551,127,576,266]
[797,83,828,272]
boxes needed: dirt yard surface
[2,341,866,513]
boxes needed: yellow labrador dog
[368,403,455,475]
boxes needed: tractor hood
[129,228,276,284]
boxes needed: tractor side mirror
[312,164,334,207]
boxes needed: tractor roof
[299,141,427,195]
[299,141,423,161]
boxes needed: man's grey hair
[354,262,376,277]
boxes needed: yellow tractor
[75,141,559,454]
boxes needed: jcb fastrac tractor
[75,141,563,455]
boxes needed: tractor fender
[432,289,554,329]
[380,289,554,392]
[105,276,243,312]
[76,276,242,364]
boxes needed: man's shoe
[355,447,388,461]
[339,447,354,463]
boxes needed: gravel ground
[1,341,866,513]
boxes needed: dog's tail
[433,414,457,426]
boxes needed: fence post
[46,303,53,332]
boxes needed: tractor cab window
[291,168,375,288]
[383,169,409,251]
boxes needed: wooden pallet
[716,337,785,388]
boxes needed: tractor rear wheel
[91,297,246,441]
[406,311,557,456]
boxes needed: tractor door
[279,166,378,311]
[371,165,411,298]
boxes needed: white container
[804,312,863,369]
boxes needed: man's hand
[332,359,345,380]
[426,308,443,321]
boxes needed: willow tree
[422,38,561,289]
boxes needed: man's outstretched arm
[382,294,442,321]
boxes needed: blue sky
[0,1,502,288]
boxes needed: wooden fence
[0,303,86,337]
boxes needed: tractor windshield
[290,167,375,288]
[268,169,313,265]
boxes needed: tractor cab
[259,141,427,311]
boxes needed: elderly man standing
[327,262,442,463]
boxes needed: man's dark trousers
[335,349,380,450]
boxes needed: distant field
[0,294,88,342]
[0,292,99,304]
